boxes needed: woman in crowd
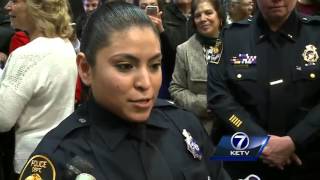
[18,2,230,180]
[169,0,224,134]
[0,0,77,176]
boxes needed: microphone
[75,173,96,180]
[239,174,261,180]
[63,155,96,180]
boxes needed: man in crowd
[226,0,254,24]
[159,0,195,99]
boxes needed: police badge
[303,44,319,66]
[182,129,202,160]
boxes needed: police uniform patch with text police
[19,155,56,180]
[303,44,319,66]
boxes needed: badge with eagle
[303,44,319,66]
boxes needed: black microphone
[63,155,96,180]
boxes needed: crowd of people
[0,0,320,179]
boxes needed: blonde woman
[0,0,77,175]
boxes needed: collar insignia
[303,44,319,66]
[182,129,202,160]
[231,53,257,65]
[19,155,56,180]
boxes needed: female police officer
[18,2,230,180]
[208,0,320,179]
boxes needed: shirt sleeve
[207,54,266,135]
[0,51,37,132]
[287,103,320,150]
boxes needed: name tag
[269,79,283,86]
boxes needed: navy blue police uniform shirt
[19,99,230,180]
[208,10,320,178]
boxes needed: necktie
[130,124,174,180]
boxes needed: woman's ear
[77,52,92,86]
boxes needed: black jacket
[162,3,194,52]
[19,99,230,180]
[0,14,14,54]
[159,3,195,99]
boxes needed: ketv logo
[230,132,250,156]
[211,132,269,161]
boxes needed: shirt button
[236,74,242,79]
[310,73,316,79]
[78,118,87,123]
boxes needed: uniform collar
[255,11,301,43]
[88,99,169,151]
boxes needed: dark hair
[80,1,158,66]
[191,0,225,30]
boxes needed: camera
[145,5,158,17]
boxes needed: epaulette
[223,23,232,30]
[155,99,198,115]
[221,18,252,38]
[230,18,252,26]
[299,14,320,25]
[154,98,177,108]
[52,104,90,138]
[223,18,252,32]
[34,103,90,154]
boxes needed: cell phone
[145,5,158,17]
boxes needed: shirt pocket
[292,65,320,105]
[227,67,259,105]
[189,59,207,82]
[188,62,207,93]
[292,66,320,82]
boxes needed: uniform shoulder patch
[230,18,252,26]
[224,19,252,32]
[154,99,177,108]
[300,14,320,24]
[19,155,56,180]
